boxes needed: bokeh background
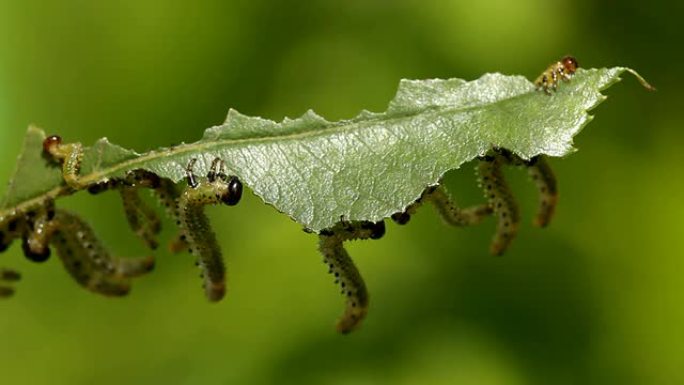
[0,1,681,384]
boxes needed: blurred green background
[0,1,681,384]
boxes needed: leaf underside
[1,67,637,231]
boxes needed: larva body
[178,158,243,302]
[534,56,579,93]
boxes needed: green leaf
[1,127,64,211]
[0,67,646,231]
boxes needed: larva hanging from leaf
[178,157,243,302]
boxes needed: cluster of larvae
[1,57,575,333]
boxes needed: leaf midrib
[80,87,535,184]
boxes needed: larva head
[21,237,51,263]
[42,135,62,154]
[561,56,579,74]
[362,220,386,240]
[221,176,243,206]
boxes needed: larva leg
[0,268,21,282]
[42,135,85,189]
[0,268,20,298]
[178,158,243,302]
[477,153,521,256]
[0,285,14,297]
[525,155,558,227]
[318,220,385,334]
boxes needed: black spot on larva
[8,219,18,232]
[341,282,346,288]
[346,291,353,297]
[320,229,334,237]
[351,302,357,307]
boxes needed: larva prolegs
[177,199,226,302]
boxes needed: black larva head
[21,238,51,263]
[391,212,411,225]
[222,176,243,206]
[363,221,385,239]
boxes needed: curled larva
[24,209,154,296]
